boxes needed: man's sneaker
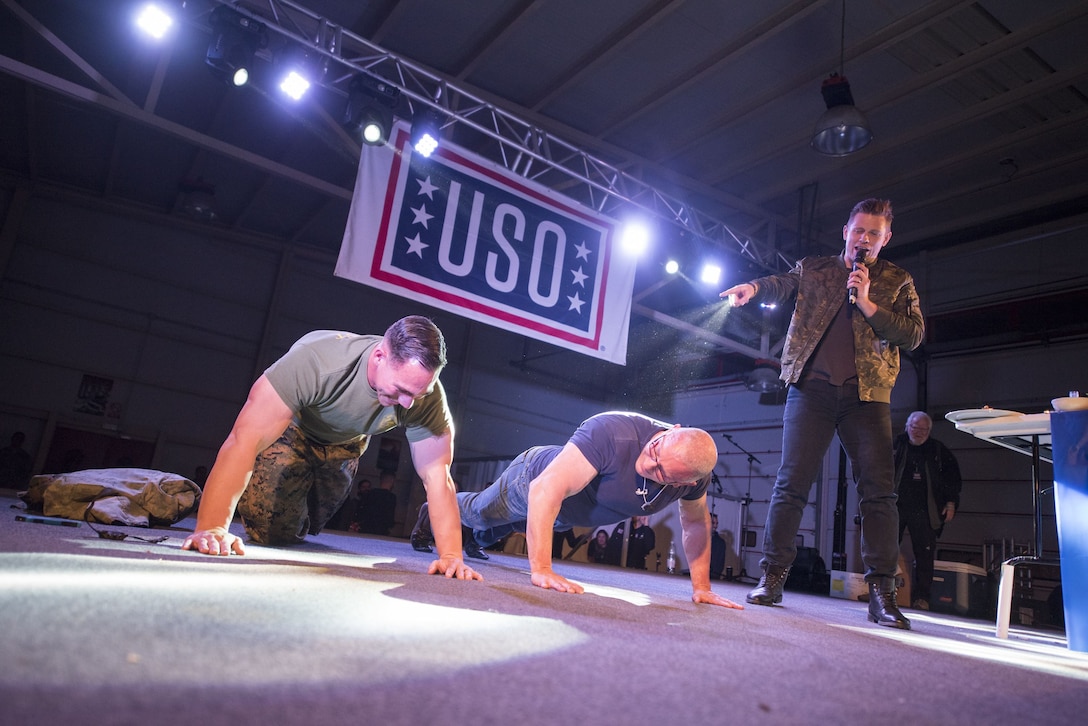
[409,503,434,552]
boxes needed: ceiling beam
[0,53,354,201]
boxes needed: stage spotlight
[620,222,650,255]
[410,110,444,157]
[665,259,680,275]
[275,46,320,101]
[206,5,267,87]
[279,69,310,100]
[699,263,722,286]
[135,3,174,39]
[343,74,400,145]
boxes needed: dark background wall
[1,181,1086,580]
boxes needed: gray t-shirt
[552,411,709,525]
[264,331,452,446]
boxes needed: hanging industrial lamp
[811,0,872,156]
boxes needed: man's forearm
[194,439,256,531]
[679,505,714,591]
[684,537,714,591]
[526,487,563,575]
[425,478,463,557]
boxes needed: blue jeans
[457,446,566,547]
[761,379,899,580]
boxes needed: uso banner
[334,123,635,365]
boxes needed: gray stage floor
[2,492,1086,726]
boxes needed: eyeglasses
[647,434,692,487]
[647,434,672,485]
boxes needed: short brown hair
[850,198,894,225]
[384,316,447,372]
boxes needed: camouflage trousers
[237,424,363,545]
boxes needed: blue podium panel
[1051,409,1088,653]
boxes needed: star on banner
[416,176,438,199]
[566,292,585,313]
[405,233,428,258]
[410,204,434,228]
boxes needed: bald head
[669,427,719,482]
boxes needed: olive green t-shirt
[264,331,452,446]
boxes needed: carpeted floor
[2,492,1086,726]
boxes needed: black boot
[463,526,489,560]
[410,503,434,552]
[746,565,790,606]
[868,578,911,630]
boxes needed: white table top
[946,408,1051,462]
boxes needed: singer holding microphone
[718,198,924,629]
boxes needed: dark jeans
[457,446,570,547]
[898,506,938,600]
[760,379,900,581]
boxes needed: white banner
[335,123,635,364]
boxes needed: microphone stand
[724,433,761,584]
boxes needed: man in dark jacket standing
[894,411,962,611]
[719,198,924,629]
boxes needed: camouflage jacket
[750,254,925,403]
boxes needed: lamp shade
[811,73,872,156]
[811,105,872,156]
[746,361,784,393]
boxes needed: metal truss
[213,0,791,275]
[0,0,786,363]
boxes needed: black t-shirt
[558,411,709,525]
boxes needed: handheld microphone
[848,249,868,304]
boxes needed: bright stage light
[665,259,680,275]
[362,120,383,144]
[343,74,400,146]
[205,6,267,88]
[411,110,443,157]
[135,3,174,39]
[279,70,311,100]
[620,222,650,255]
[414,132,438,156]
[699,263,722,285]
